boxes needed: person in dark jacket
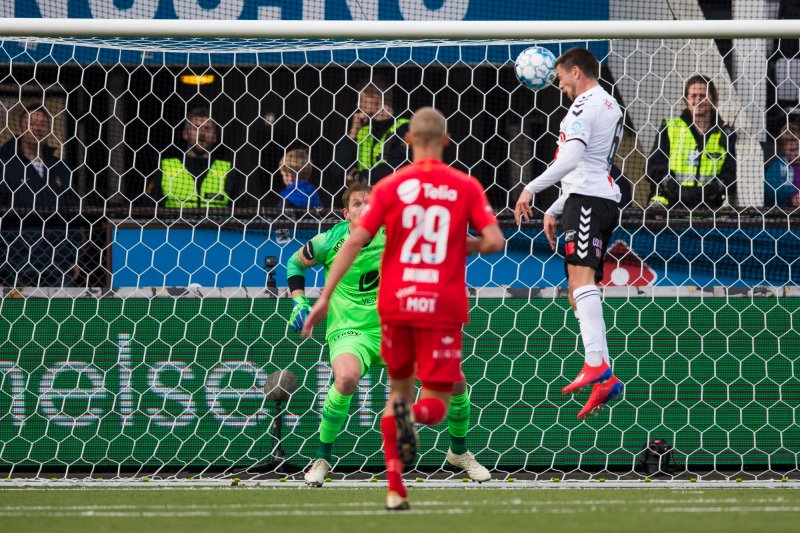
[0,106,82,287]
[646,75,737,209]
[330,79,410,194]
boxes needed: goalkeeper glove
[289,294,312,333]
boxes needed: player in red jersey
[303,107,504,510]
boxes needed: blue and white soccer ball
[515,46,557,91]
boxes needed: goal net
[1,0,799,484]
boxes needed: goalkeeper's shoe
[561,360,612,395]
[577,376,624,420]
[393,398,418,469]
[289,294,312,333]
[446,450,491,482]
[303,458,331,487]
[385,491,410,511]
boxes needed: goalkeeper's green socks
[447,391,470,455]
[315,386,352,461]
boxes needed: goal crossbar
[1,18,800,40]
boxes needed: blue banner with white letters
[11,1,609,21]
[110,223,800,289]
[3,1,610,65]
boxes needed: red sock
[381,415,406,497]
[412,397,447,426]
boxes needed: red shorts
[380,323,463,385]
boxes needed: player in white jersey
[514,47,624,420]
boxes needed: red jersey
[357,158,497,327]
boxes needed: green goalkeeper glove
[289,294,312,333]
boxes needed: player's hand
[466,235,480,255]
[301,295,330,338]
[349,111,368,139]
[289,294,312,333]
[543,213,558,251]
[514,189,534,224]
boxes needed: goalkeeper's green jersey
[286,221,385,339]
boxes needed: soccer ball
[515,46,557,91]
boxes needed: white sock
[573,308,601,364]
[573,284,608,368]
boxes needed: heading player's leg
[559,195,624,419]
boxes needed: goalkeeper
[287,183,490,486]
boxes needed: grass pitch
[1,487,799,532]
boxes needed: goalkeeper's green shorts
[327,327,384,377]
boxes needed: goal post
[1,16,800,483]
[3,18,800,39]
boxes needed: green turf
[1,487,799,533]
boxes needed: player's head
[18,106,52,144]
[280,148,312,187]
[342,182,372,224]
[358,78,394,117]
[182,107,217,155]
[779,122,800,164]
[554,48,600,101]
[684,74,718,120]
[405,107,448,155]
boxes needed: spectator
[765,122,800,208]
[332,79,410,190]
[0,105,81,287]
[646,75,736,209]
[148,107,243,211]
[278,148,322,209]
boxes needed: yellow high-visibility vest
[161,158,231,208]
[355,118,410,172]
[665,118,728,186]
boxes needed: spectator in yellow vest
[646,75,736,209]
[150,107,243,212]
[331,79,410,193]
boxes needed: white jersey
[557,85,623,203]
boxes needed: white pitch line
[2,505,800,518]
[0,508,474,518]
[0,496,792,513]
[652,506,800,513]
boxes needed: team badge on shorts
[565,230,576,255]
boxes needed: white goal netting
[1,2,800,483]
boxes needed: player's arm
[542,194,568,251]
[515,140,586,224]
[286,232,330,333]
[466,224,504,255]
[302,226,374,337]
[466,177,505,255]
